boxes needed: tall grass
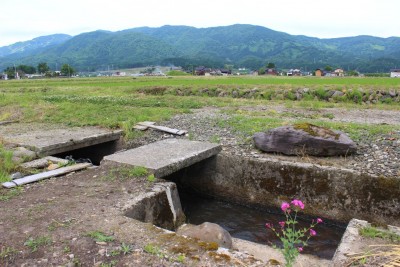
[0,144,15,183]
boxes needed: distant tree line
[3,62,75,79]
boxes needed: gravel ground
[129,105,400,178]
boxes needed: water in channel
[180,192,347,259]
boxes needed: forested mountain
[0,34,71,58]
[1,24,399,72]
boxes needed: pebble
[98,248,106,256]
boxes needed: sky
[1,0,399,47]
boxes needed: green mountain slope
[0,34,71,58]
[1,24,399,72]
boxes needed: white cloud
[0,0,399,46]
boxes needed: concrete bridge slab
[102,139,221,177]
[0,123,123,156]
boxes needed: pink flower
[265,223,272,229]
[298,247,303,252]
[317,218,323,224]
[310,229,317,236]
[279,221,285,228]
[281,202,290,212]
[291,199,305,210]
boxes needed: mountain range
[1,24,399,72]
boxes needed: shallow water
[180,192,346,259]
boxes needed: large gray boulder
[253,123,357,156]
[177,222,233,248]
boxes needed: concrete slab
[0,123,123,156]
[102,139,221,177]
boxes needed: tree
[266,62,276,69]
[37,62,50,74]
[4,66,16,79]
[324,65,333,72]
[60,64,75,76]
[258,67,266,75]
[17,65,36,74]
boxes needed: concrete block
[102,139,221,177]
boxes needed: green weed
[47,218,75,231]
[209,135,221,143]
[86,231,115,243]
[144,243,165,258]
[103,166,148,181]
[63,245,71,253]
[120,243,132,255]
[24,236,52,252]
[0,145,16,183]
[127,166,148,177]
[0,187,23,201]
[147,174,156,183]
[359,226,400,242]
[0,246,18,260]
[100,260,117,267]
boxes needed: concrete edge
[154,145,222,178]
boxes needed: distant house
[315,69,323,77]
[0,73,7,80]
[287,69,301,76]
[112,71,126,77]
[334,68,344,77]
[390,69,400,78]
[220,69,232,76]
[265,68,278,76]
[195,66,208,76]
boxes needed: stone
[253,123,357,156]
[12,147,37,159]
[389,89,397,97]
[177,222,233,249]
[11,172,23,180]
[331,91,344,98]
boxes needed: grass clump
[24,236,52,252]
[144,243,165,258]
[103,166,148,181]
[0,144,16,183]
[0,187,22,201]
[128,166,148,177]
[360,226,400,242]
[147,174,156,183]
[87,231,115,242]
[0,246,18,261]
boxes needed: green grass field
[0,76,399,134]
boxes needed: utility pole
[13,63,17,79]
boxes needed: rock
[11,172,23,180]
[389,89,397,97]
[253,123,357,156]
[12,147,37,160]
[332,91,344,98]
[177,222,232,249]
